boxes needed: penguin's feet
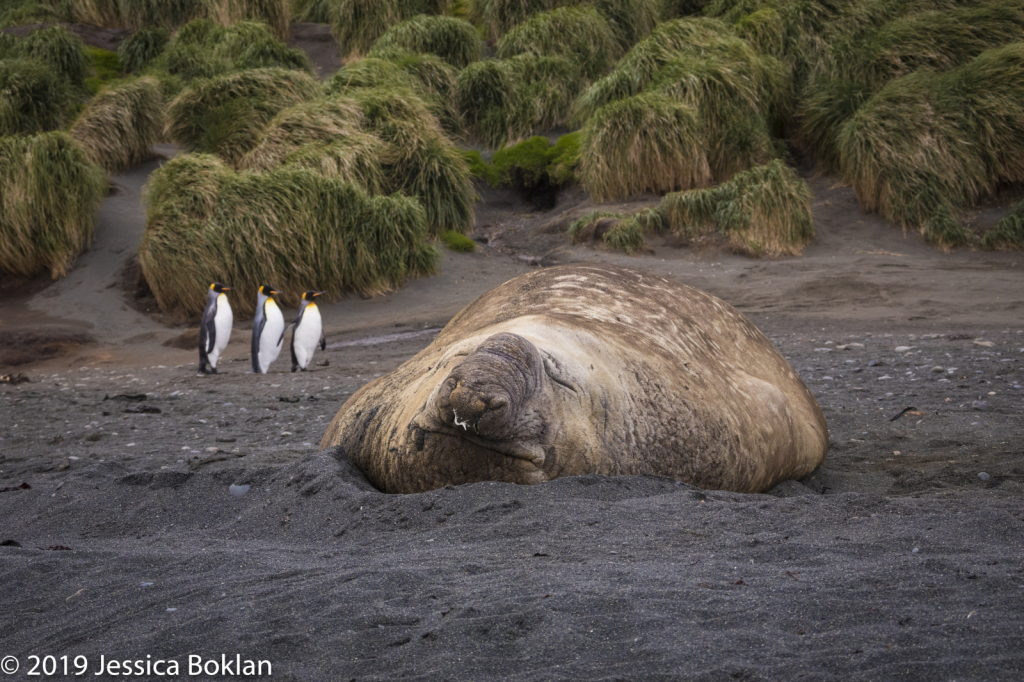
[291,365,297,373]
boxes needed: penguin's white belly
[258,302,285,373]
[209,294,233,368]
[293,305,322,369]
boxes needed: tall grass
[0,59,73,135]
[573,17,750,120]
[591,0,660,51]
[456,59,523,147]
[496,6,621,80]
[139,154,438,318]
[71,77,163,172]
[165,68,320,165]
[982,199,1024,250]
[661,160,814,256]
[368,15,481,68]
[241,87,475,235]
[0,132,107,279]
[325,55,460,135]
[578,91,710,201]
[83,0,293,39]
[836,43,1024,247]
[368,48,461,134]
[328,0,452,56]
[16,24,90,89]
[349,86,475,235]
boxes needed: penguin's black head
[302,290,325,301]
[259,285,280,297]
[210,282,233,293]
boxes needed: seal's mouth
[413,416,546,471]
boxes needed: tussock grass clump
[17,24,90,88]
[109,0,291,39]
[350,86,474,235]
[238,97,363,171]
[573,17,740,120]
[0,132,107,279]
[0,59,73,135]
[165,68,320,165]
[148,18,310,82]
[456,59,523,148]
[982,199,1024,250]
[496,7,621,80]
[368,48,461,133]
[325,55,459,133]
[0,1,60,28]
[508,53,581,134]
[602,218,645,253]
[567,209,626,241]
[369,15,481,68]
[661,160,813,256]
[71,76,163,172]
[578,92,710,201]
[591,0,660,51]
[241,87,475,235]
[456,54,582,147]
[140,155,438,318]
[328,0,451,56]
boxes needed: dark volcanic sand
[1,22,1024,682]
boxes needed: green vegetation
[458,149,501,186]
[325,55,460,134]
[56,0,292,40]
[165,68,320,165]
[567,209,626,241]
[547,130,581,185]
[456,54,583,147]
[0,131,107,278]
[369,15,481,68]
[140,154,439,319]
[660,160,813,256]
[0,1,59,28]
[241,86,475,236]
[982,199,1024,250]
[0,59,74,136]
[71,77,163,172]
[441,229,476,251]
[326,0,451,56]
[836,43,1024,247]
[578,92,710,201]
[496,7,621,80]
[84,47,122,94]
[145,18,311,87]
[17,24,90,89]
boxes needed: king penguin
[252,285,285,374]
[198,282,233,374]
[290,290,327,372]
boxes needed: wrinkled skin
[322,264,828,494]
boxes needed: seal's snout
[433,332,544,439]
[448,385,509,431]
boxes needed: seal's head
[408,331,582,483]
[434,332,544,440]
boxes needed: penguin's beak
[313,291,324,297]
[223,286,233,291]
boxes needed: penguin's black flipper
[251,315,267,373]
[290,341,299,372]
[319,332,326,351]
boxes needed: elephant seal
[321,263,828,494]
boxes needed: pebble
[878,375,892,380]
[895,346,914,352]
[912,548,920,554]
[972,400,988,411]
[868,360,884,367]
[978,472,991,481]
[931,366,944,373]
[229,484,250,497]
